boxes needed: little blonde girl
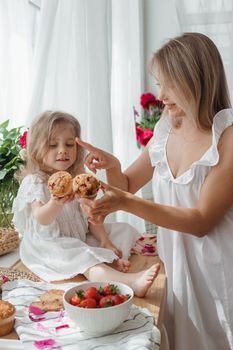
[13,111,159,297]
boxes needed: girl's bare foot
[114,258,131,272]
[84,262,160,298]
[132,263,160,297]
[101,239,122,258]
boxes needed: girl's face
[44,125,77,173]
[155,71,186,118]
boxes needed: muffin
[30,289,64,312]
[48,171,73,198]
[0,300,16,336]
[73,173,100,199]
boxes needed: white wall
[144,0,180,93]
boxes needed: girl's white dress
[12,174,139,282]
[149,109,233,350]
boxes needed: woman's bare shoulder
[216,125,233,172]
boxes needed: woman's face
[155,71,186,118]
[43,124,77,173]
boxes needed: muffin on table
[0,300,16,336]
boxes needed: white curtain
[27,0,113,150]
[0,0,36,126]
[175,0,233,101]
[18,0,145,231]
[144,0,181,93]
[111,0,145,230]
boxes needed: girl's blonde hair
[150,32,231,129]
[21,111,85,180]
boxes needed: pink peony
[19,130,28,148]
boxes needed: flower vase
[0,179,19,228]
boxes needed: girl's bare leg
[100,238,122,258]
[84,263,160,297]
[89,223,122,257]
[109,258,131,272]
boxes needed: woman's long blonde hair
[150,32,231,129]
[20,111,85,181]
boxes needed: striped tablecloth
[2,279,160,350]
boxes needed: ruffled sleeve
[184,108,233,181]
[12,174,59,237]
[13,174,47,211]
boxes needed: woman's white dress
[149,109,233,350]
[12,174,139,282]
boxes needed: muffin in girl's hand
[73,173,100,199]
[0,300,16,336]
[48,171,73,198]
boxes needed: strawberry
[69,289,84,306]
[118,294,130,302]
[103,284,119,296]
[70,295,82,306]
[85,287,101,301]
[110,294,125,306]
[99,295,114,308]
[79,298,97,308]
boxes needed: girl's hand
[51,192,74,206]
[76,138,120,174]
[79,182,127,224]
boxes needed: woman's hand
[76,138,121,174]
[79,182,127,224]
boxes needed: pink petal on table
[1,275,9,283]
[29,305,45,315]
[34,339,56,349]
[142,246,155,253]
[144,244,155,249]
[57,309,65,322]
[29,313,45,322]
[138,236,145,241]
[55,324,70,331]
[36,322,51,333]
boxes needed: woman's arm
[76,138,154,193]
[124,148,154,193]
[81,127,233,237]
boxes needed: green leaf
[0,169,7,180]
[0,119,9,130]
[0,120,25,226]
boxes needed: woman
[77,32,233,350]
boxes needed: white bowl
[63,281,133,335]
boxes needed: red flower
[134,92,164,149]
[141,128,154,146]
[19,130,28,148]
[140,93,156,110]
[136,127,154,147]
[136,126,143,140]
